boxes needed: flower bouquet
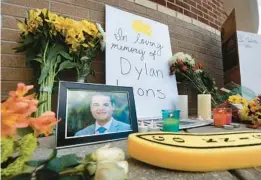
[169,52,222,107]
[219,94,261,128]
[1,83,128,180]
[1,83,59,177]
[15,9,105,116]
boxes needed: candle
[138,121,149,133]
[148,120,160,132]
[213,108,232,127]
[197,94,211,120]
[177,95,188,119]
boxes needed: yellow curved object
[128,131,261,172]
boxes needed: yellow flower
[54,17,74,33]
[80,20,98,37]
[82,43,89,48]
[228,95,241,104]
[240,98,248,107]
[239,106,249,121]
[26,9,43,33]
[88,42,95,47]
[46,11,58,23]
[17,22,28,35]
[41,8,48,17]
[27,21,39,33]
[28,9,42,25]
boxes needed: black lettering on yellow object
[239,137,249,140]
[202,138,218,143]
[220,138,235,142]
[152,136,165,141]
[253,135,261,139]
[173,137,185,143]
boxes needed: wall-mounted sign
[105,5,178,119]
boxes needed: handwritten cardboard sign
[237,31,261,97]
[105,5,178,119]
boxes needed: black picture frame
[56,81,138,148]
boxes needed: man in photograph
[75,93,131,136]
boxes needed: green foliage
[73,40,100,80]
[57,61,76,73]
[60,174,86,180]
[45,154,81,172]
[1,138,14,163]
[9,173,31,180]
[1,134,38,177]
[35,169,60,180]
[26,149,57,167]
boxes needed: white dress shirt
[95,118,113,135]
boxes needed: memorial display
[1,2,261,180]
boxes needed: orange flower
[9,83,33,97]
[1,122,17,137]
[1,83,37,138]
[29,111,60,137]
[249,100,256,108]
[250,106,258,113]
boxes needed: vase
[77,77,85,83]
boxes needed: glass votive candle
[162,110,180,132]
[226,108,232,124]
[162,109,180,120]
[213,108,232,127]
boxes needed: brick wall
[1,0,225,115]
[149,0,226,30]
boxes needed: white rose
[168,52,185,65]
[96,23,106,51]
[195,69,203,73]
[95,144,125,162]
[184,54,195,65]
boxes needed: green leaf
[23,34,34,45]
[80,56,89,61]
[14,45,26,53]
[9,173,31,180]
[26,149,57,168]
[56,55,62,64]
[60,175,85,180]
[26,159,47,167]
[37,99,47,108]
[35,169,60,180]
[90,70,95,77]
[38,64,50,84]
[49,149,58,160]
[45,154,81,172]
[57,61,76,73]
[32,57,43,63]
[46,44,65,62]
[17,127,34,137]
[59,51,73,60]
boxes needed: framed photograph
[56,81,138,148]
